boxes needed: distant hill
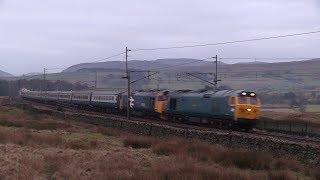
[26,58,320,92]
[235,61,268,65]
[63,58,215,72]
[23,72,43,76]
[155,58,224,67]
[182,58,320,72]
[0,70,12,77]
[63,60,168,72]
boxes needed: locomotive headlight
[250,93,255,97]
[242,92,247,96]
[247,108,252,112]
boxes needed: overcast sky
[0,0,319,75]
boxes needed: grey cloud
[0,0,319,75]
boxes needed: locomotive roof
[170,90,248,98]
[123,90,170,97]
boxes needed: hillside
[63,58,215,72]
[63,58,320,76]
[63,60,169,72]
[5,58,320,92]
[0,70,12,77]
[154,58,223,67]
[181,58,320,72]
[180,58,320,91]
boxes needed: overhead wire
[42,51,126,72]
[220,57,318,60]
[131,30,320,51]
[90,52,126,63]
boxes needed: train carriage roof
[122,90,169,97]
[57,91,73,94]
[92,90,122,95]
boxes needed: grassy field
[262,105,320,113]
[305,105,320,113]
[262,105,320,125]
[0,105,319,179]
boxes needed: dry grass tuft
[152,139,181,156]
[0,127,63,147]
[0,119,71,131]
[267,171,297,180]
[96,126,121,137]
[135,157,269,180]
[310,167,320,180]
[123,136,154,149]
[65,139,99,150]
[0,127,100,150]
[25,121,71,130]
[149,138,303,172]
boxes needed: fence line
[257,119,320,137]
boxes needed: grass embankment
[0,105,319,180]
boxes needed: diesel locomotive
[20,88,261,130]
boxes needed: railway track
[16,98,320,147]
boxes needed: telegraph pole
[44,68,47,104]
[255,58,258,80]
[125,47,131,120]
[94,71,98,90]
[8,81,12,101]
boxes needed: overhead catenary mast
[43,68,47,104]
[125,47,131,120]
[213,55,220,90]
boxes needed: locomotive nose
[237,105,260,120]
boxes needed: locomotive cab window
[238,97,247,104]
[229,97,236,106]
[158,95,168,101]
[249,98,258,105]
